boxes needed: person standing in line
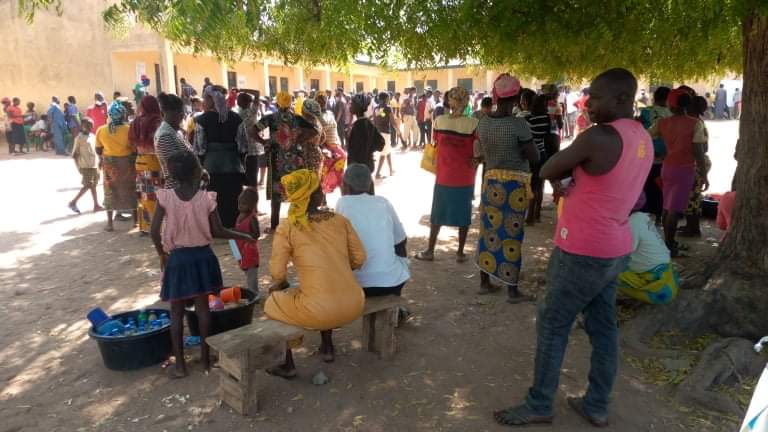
[179,78,196,113]
[346,94,385,193]
[202,77,213,93]
[714,84,728,119]
[474,75,538,302]
[96,101,138,232]
[414,87,478,263]
[254,91,300,232]
[86,92,108,132]
[677,95,712,238]
[193,85,245,228]
[649,90,709,257]
[129,95,164,234]
[66,96,81,140]
[23,102,38,152]
[732,88,742,119]
[416,94,430,149]
[333,89,348,149]
[235,92,260,188]
[473,97,493,120]
[315,94,347,195]
[133,74,150,106]
[638,86,672,224]
[493,68,652,427]
[400,87,419,150]
[524,92,552,226]
[373,92,400,179]
[2,97,27,155]
[155,93,193,190]
[47,96,68,155]
[565,87,579,138]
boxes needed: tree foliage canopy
[18,0,766,81]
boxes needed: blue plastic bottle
[97,319,126,336]
[159,313,170,327]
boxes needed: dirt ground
[0,120,741,432]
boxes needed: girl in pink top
[151,151,254,379]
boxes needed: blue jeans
[525,247,629,419]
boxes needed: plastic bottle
[137,309,148,331]
[148,311,158,322]
[97,319,126,336]
[159,313,170,326]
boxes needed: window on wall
[355,82,364,93]
[414,80,425,95]
[268,76,277,97]
[336,81,344,90]
[227,71,238,90]
[387,80,396,93]
[457,78,473,92]
[427,79,438,91]
[310,79,320,92]
[280,77,289,92]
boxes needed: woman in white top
[617,193,679,304]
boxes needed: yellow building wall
[0,0,113,110]
[174,54,222,93]
[110,51,161,99]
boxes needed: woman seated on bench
[264,169,367,377]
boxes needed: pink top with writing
[555,118,653,258]
[157,189,217,252]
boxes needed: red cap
[1,97,10,104]
[667,88,683,109]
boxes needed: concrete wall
[0,0,161,111]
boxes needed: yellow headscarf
[281,169,320,229]
[276,92,292,109]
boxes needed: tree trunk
[720,12,768,272]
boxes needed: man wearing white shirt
[565,87,580,138]
[335,164,410,297]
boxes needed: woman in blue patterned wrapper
[475,74,539,303]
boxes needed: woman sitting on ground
[264,169,366,377]
[617,193,679,304]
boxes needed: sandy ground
[0,120,740,432]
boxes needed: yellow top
[264,212,367,330]
[95,124,134,157]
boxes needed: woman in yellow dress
[129,95,163,234]
[264,169,366,377]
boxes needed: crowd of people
[0,67,739,427]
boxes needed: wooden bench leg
[362,312,377,352]
[376,308,397,360]
[362,308,398,359]
[219,351,258,415]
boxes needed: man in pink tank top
[493,68,652,428]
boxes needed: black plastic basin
[88,308,172,371]
[185,288,258,336]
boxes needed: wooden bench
[206,295,405,415]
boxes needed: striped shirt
[154,121,192,190]
[526,113,550,159]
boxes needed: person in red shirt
[649,90,709,257]
[2,97,27,155]
[86,92,108,132]
[235,188,261,301]
[416,94,430,149]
